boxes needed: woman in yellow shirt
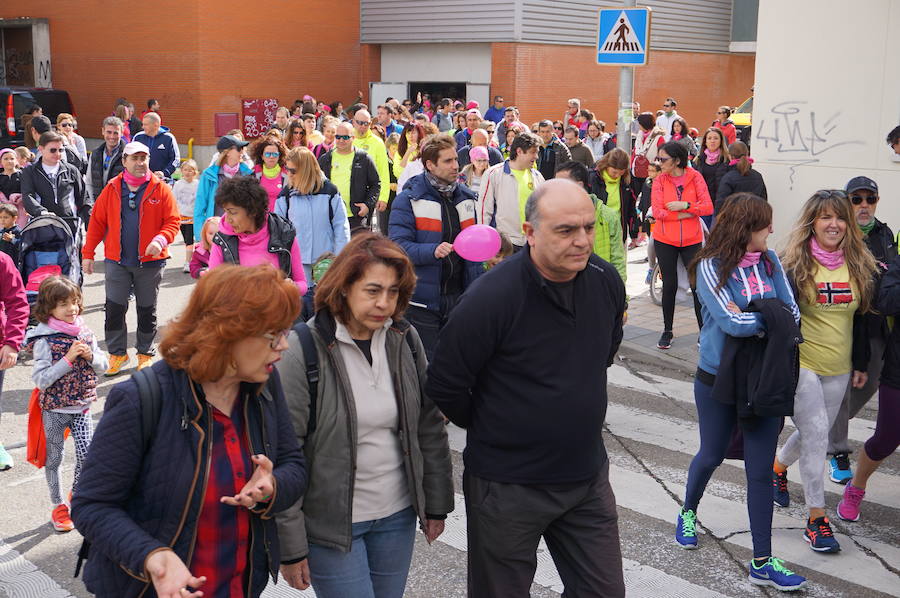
[775,190,876,553]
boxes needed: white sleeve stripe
[699,260,757,324]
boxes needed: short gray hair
[142,111,161,124]
[101,116,123,129]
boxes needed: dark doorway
[408,82,467,106]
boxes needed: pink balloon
[453,224,501,262]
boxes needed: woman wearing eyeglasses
[249,135,289,212]
[773,190,875,553]
[275,147,350,283]
[72,265,308,598]
[650,141,714,350]
[208,176,308,295]
[287,120,309,150]
[56,113,87,164]
[713,106,738,146]
[276,232,453,598]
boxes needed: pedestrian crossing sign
[597,7,651,66]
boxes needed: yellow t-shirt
[603,169,622,214]
[331,150,355,216]
[798,262,858,376]
[512,168,534,224]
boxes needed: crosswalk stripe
[608,364,879,445]
[0,540,74,598]
[603,400,900,511]
[446,425,900,596]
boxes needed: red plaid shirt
[191,394,253,598]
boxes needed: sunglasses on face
[655,156,672,163]
[263,151,279,158]
[716,111,725,115]
[354,120,371,126]
[46,147,62,154]
[554,126,563,131]
[334,134,351,140]
[59,122,74,128]
[850,195,878,205]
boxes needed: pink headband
[469,146,489,161]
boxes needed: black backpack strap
[292,322,319,435]
[76,367,161,579]
[404,328,425,406]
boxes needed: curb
[618,339,697,377]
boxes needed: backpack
[292,321,421,435]
[282,187,335,225]
[75,367,161,578]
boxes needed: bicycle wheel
[649,264,663,306]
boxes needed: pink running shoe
[837,483,865,521]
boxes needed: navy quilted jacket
[71,361,307,598]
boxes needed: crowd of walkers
[0,91,898,598]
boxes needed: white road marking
[0,539,73,598]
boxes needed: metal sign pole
[616,0,637,152]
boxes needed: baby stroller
[17,213,82,323]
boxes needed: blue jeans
[307,506,417,598]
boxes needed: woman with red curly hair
[276,232,453,598]
[72,265,308,598]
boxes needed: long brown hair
[694,127,730,166]
[595,147,631,185]
[689,193,772,291]
[728,141,752,175]
[780,190,876,312]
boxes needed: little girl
[189,216,220,279]
[25,276,107,532]
[172,160,200,273]
[14,147,34,169]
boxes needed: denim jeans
[307,506,417,598]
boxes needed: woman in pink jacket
[207,176,308,296]
[0,251,28,470]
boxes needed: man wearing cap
[82,141,181,375]
[319,122,380,229]
[350,109,390,214]
[454,109,483,149]
[193,135,254,227]
[827,175,895,483]
[457,128,503,168]
[132,111,180,180]
[21,131,88,234]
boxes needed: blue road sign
[597,7,651,66]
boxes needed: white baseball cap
[123,141,150,156]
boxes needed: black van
[0,87,76,149]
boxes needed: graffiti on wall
[2,48,34,86]
[755,101,865,188]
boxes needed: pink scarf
[48,316,84,337]
[122,170,151,186]
[729,157,754,166]
[704,149,721,165]
[221,162,240,177]
[810,237,845,270]
[739,252,762,268]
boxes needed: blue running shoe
[675,508,698,549]
[773,470,789,507]
[804,516,841,553]
[829,453,853,484]
[749,557,807,591]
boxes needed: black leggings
[655,240,702,332]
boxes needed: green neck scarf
[263,164,282,179]
[860,220,876,236]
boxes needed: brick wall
[491,42,755,133]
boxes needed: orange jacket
[650,168,713,247]
[82,174,181,263]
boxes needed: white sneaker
[182,263,191,273]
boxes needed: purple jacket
[0,251,27,350]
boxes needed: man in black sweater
[426,178,626,597]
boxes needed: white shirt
[656,110,679,142]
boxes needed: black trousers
[654,239,702,332]
[405,292,461,361]
[464,462,625,598]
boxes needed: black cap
[31,115,52,134]
[216,134,249,152]
[846,176,878,195]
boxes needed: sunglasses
[263,151,279,158]
[716,111,726,115]
[554,126,563,131]
[354,120,371,126]
[334,134,351,140]
[655,156,672,163]
[59,122,74,128]
[850,195,878,205]
[128,191,138,210]
[46,147,63,153]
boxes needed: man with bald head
[132,111,180,179]
[457,127,503,168]
[427,178,626,597]
[318,121,380,229]
[350,108,390,213]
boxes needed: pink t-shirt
[254,166,284,212]
[208,218,307,295]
